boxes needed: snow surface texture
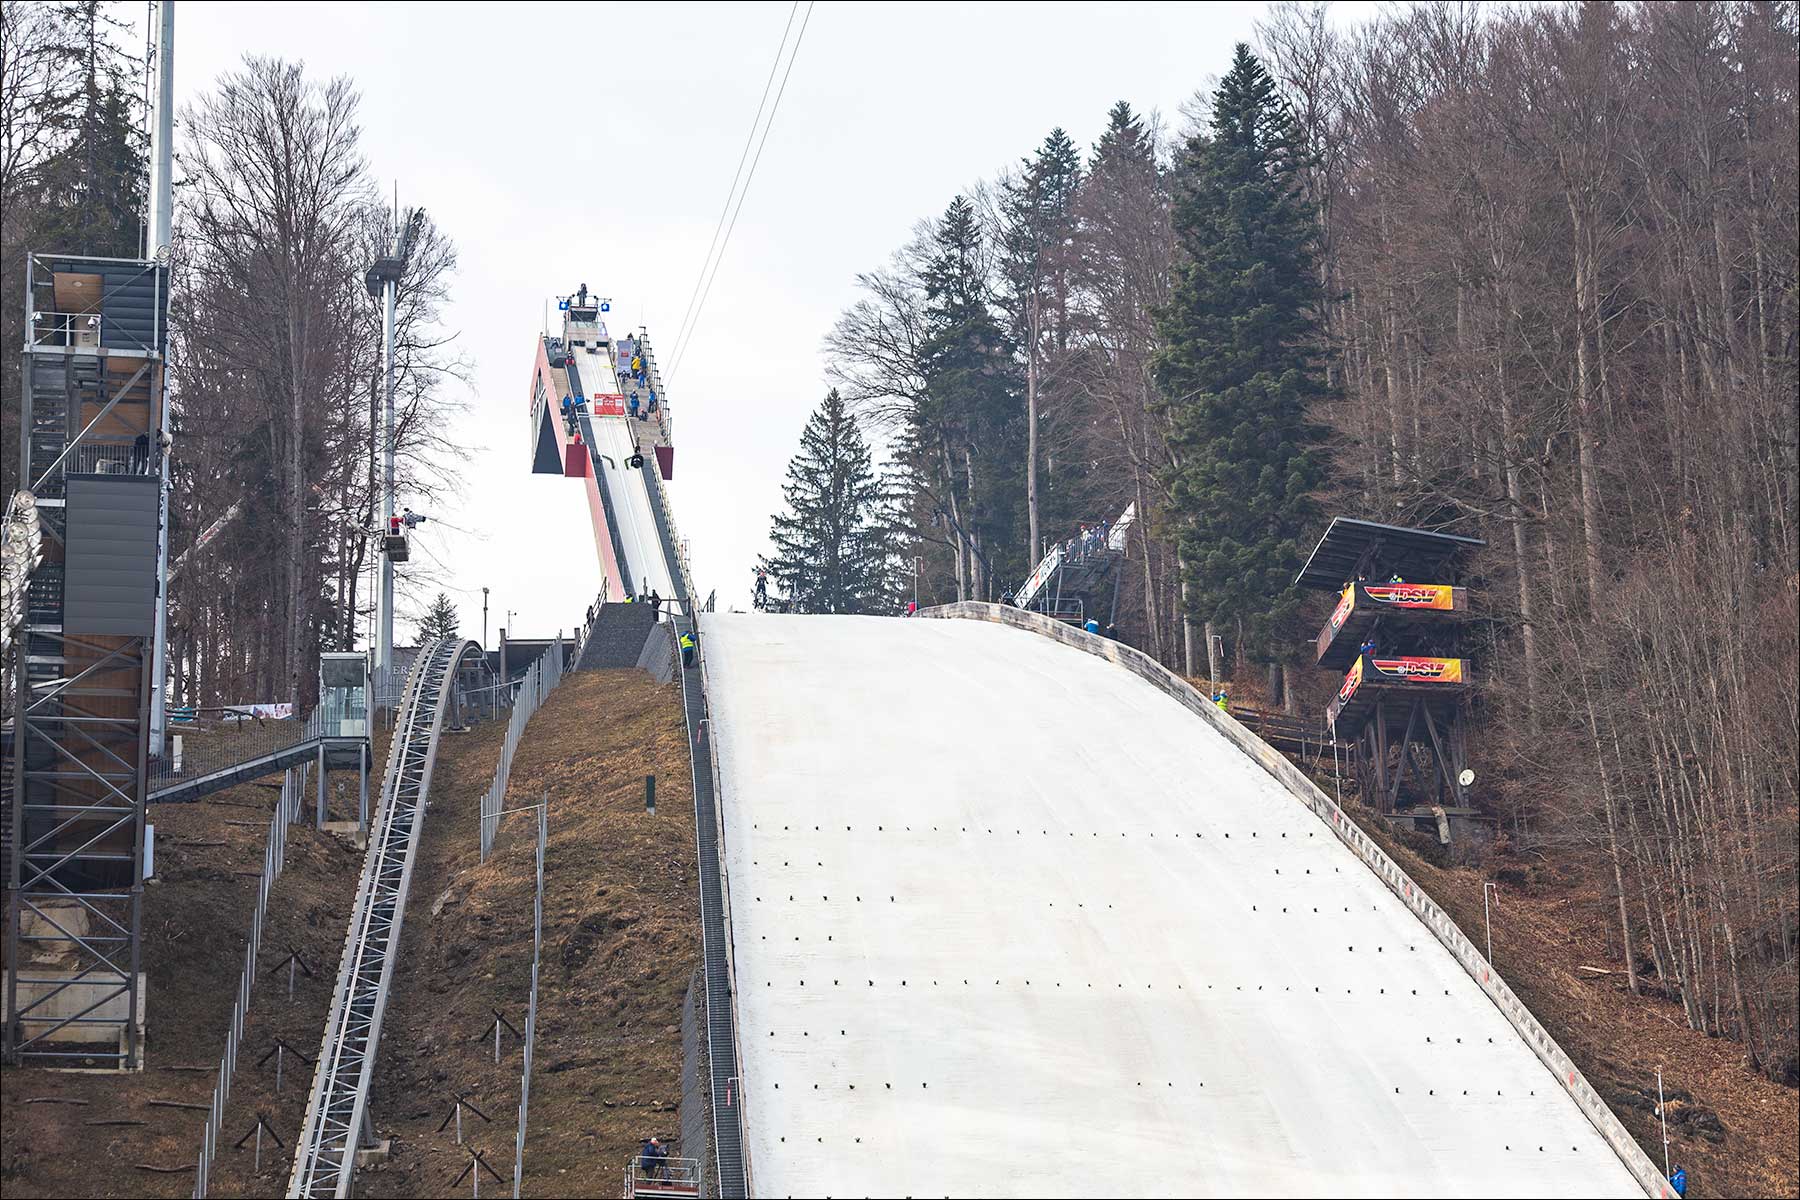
[701,613,1645,1198]
[591,410,675,601]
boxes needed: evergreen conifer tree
[34,3,146,258]
[417,592,460,643]
[762,390,903,614]
[919,196,1022,598]
[1153,44,1327,665]
[999,129,1084,561]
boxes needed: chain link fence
[191,763,311,1197]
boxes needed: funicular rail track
[286,637,478,1198]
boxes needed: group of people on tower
[1063,518,1111,564]
[613,335,659,424]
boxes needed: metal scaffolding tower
[5,252,169,1067]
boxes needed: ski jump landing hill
[698,606,1670,1198]
[519,288,1662,1198]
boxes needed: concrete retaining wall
[637,621,676,684]
[918,601,1669,1200]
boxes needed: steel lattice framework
[286,638,475,1197]
[6,251,168,1069]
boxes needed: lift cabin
[1296,518,1484,843]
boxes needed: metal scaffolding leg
[5,631,152,1068]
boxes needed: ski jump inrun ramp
[699,607,1664,1198]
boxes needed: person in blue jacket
[1669,1167,1687,1197]
[637,1137,668,1181]
[1084,618,1100,635]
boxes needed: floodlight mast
[147,0,176,750]
[370,206,425,698]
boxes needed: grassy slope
[363,669,699,1199]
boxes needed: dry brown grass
[361,669,698,1199]
[1,759,371,1198]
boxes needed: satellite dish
[1458,768,1476,788]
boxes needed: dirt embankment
[361,669,699,1199]
[0,761,370,1199]
[1338,801,1799,1200]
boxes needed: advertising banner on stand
[1363,583,1459,611]
[1369,656,1465,684]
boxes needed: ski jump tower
[527,290,679,612]
[1297,518,1485,839]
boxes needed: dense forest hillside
[808,1,1797,1087]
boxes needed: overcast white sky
[159,0,1371,644]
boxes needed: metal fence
[151,708,325,796]
[191,762,311,1198]
[478,641,566,861]
[511,800,547,1198]
[62,439,150,477]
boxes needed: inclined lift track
[286,637,480,1198]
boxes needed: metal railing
[62,439,150,477]
[634,331,672,445]
[29,310,102,349]
[192,763,312,1197]
[479,641,566,861]
[625,1156,702,1198]
[511,800,547,1198]
[151,709,326,797]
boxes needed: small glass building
[319,652,370,739]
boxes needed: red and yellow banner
[1326,585,1356,635]
[1336,656,1365,705]
[1370,655,1464,683]
[1363,583,1457,611]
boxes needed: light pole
[1483,881,1499,965]
[913,556,922,611]
[481,587,490,647]
[367,206,426,699]
[1656,1067,1671,1177]
[146,0,176,753]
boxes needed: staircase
[576,602,660,670]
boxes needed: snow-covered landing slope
[700,612,1645,1198]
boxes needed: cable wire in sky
[665,2,801,368]
[668,0,816,384]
